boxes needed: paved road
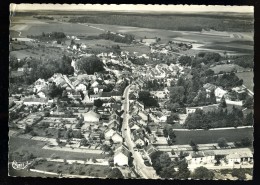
[122,85,159,179]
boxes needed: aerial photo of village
[9,4,254,180]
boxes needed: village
[9,10,254,180]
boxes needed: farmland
[236,71,254,92]
[10,15,254,56]
[174,127,253,145]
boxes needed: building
[82,110,100,122]
[185,151,215,165]
[186,104,219,114]
[114,144,130,166]
[111,132,123,143]
[203,83,217,93]
[144,144,158,157]
[215,87,228,99]
[104,128,116,140]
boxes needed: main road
[122,85,159,179]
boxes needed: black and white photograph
[8,4,254,180]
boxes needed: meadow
[9,137,106,161]
[174,127,253,145]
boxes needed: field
[174,128,253,145]
[210,64,247,74]
[9,137,106,161]
[10,15,254,56]
[236,71,254,92]
[10,17,105,37]
[8,164,58,177]
[32,161,111,177]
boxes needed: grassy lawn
[9,137,106,161]
[174,127,253,145]
[236,71,254,92]
[33,160,111,177]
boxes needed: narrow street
[122,85,159,179]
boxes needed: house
[104,128,116,140]
[232,86,247,99]
[34,78,48,92]
[138,111,148,121]
[153,112,167,122]
[134,136,145,147]
[111,132,123,143]
[114,144,130,166]
[186,104,219,114]
[89,94,101,102]
[226,150,253,164]
[91,81,99,88]
[149,113,160,123]
[107,119,120,129]
[111,103,122,111]
[215,87,228,99]
[75,83,87,91]
[185,151,215,165]
[82,110,100,122]
[203,83,217,93]
[129,123,141,131]
[144,144,158,157]
[37,91,46,98]
[136,100,145,110]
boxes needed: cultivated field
[236,71,254,92]
[174,128,253,145]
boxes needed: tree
[178,56,192,66]
[80,138,88,146]
[190,140,199,152]
[217,137,228,148]
[76,56,104,74]
[209,89,217,104]
[163,125,176,145]
[245,112,253,126]
[107,168,124,179]
[232,168,246,180]
[160,163,176,179]
[219,96,227,108]
[240,137,252,147]
[94,99,103,108]
[169,86,185,105]
[47,83,63,99]
[243,96,253,109]
[138,91,159,108]
[167,113,180,124]
[192,166,214,180]
[171,149,175,155]
[175,160,190,179]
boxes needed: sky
[10,4,254,13]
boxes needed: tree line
[184,106,253,129]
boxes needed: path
[122,85,159,179]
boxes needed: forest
[68,13,253,32]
